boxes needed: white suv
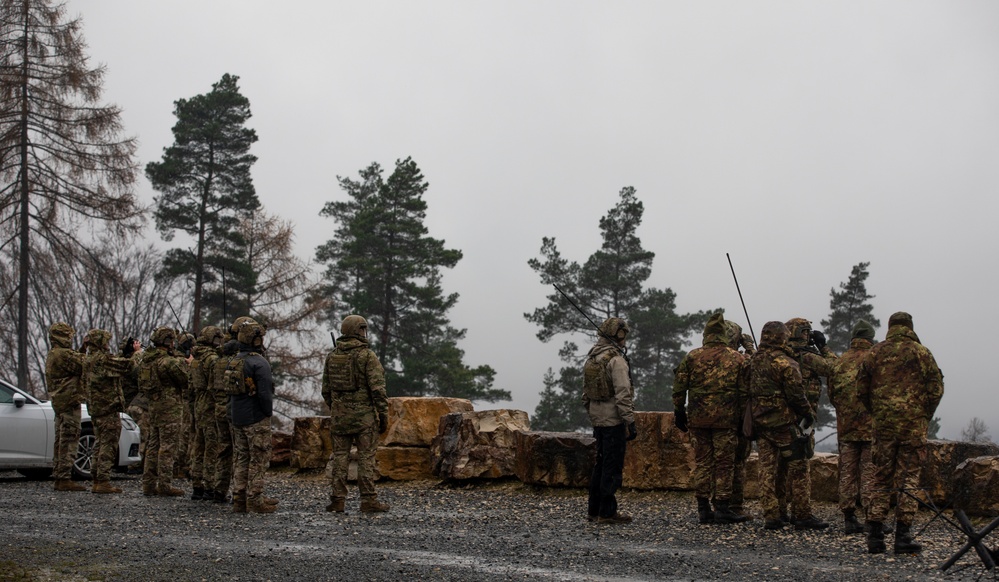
[0,378,141,480]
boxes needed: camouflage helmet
[198,325,224,346]
[784,317,812,345]
[229,316,257,336]
[48,321,75,341]
[85,329,112,351]
[151,326,177,347]
[724,320,743,348]
[340,315,368,339]
[236,319,265,347]
[888,311,913,330]
[598,317,630,342]
[177,332,196,350]
[759,321,789,348]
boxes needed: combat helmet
[236,319,265,348]
[784,317,812,346]
[85,329,112,351]
[198,325,224,347]
[150,326,177,348]
[598,317,630,344]
[340,315,368,339]
[48,322,75,348]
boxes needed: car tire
[16,468,54,480]
[72,425,95,481]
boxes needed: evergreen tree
[0,0,141,390]
[145,73,259,333]
[316,157,507,403]
[526,187,712,430]
[821,262,880,353]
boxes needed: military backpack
[221,352,258,396]
[582,350,616,401]
[325,349,360,392]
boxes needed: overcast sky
[65,1,999,440]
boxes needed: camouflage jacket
[322,337,389,435]
[45,343,84,411]
[827,338,875,442]
[792,344,837,410]
[213,340,239,394]
[582,338,635,428]
[84,350,129,417]
[673,335,745,429]
[857,325,944,442]
[134,346,190,396]
[229,345,274,427]
[743,345,812,430]
[189,344,219,397]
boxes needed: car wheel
[16,468,53,480]
[73,425,95,480]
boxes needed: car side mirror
[12,393,26,409]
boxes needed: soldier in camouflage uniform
[188,326,223,501]
[121,337,145,474]
[673,313,748,525]
[827,320,878,534]
[725,320,755,521]
[82,329,130,494]
[174,332,196,480]
[583,317,637,525]
[45,322,88,492]
[229,319,277,514]
[858,311,943,555]
[135,326,189,497]
[323,315,390,513]
[208,328,240,503]
[744,321,827,531]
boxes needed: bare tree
[961,417,992,444]
[0,0,142,389]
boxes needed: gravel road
[0,468,993,581]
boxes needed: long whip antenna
[726,253,756,346]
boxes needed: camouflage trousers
[868,435,927,524]
[176,397,194,477]
[730,433,753,512]
[52,403,81,480]
[689,427,738,502]
[126,402,148,465]
[91,412,121,483]
[232,417,272,501]
[838,439,874,515]
[143,391,182,490]
[209,392,233,495]
[757,425,812,521]
[189,392,216,490]
[329,428,378,500]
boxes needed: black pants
[588,423,627,518]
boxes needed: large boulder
[290,416,331,470]
[809,452,839,503]
[923,440,999,504]
[952,456,999,517]
[377,446,434,481]
[514,430,595,487]
[381,397,474,447]
[431,410,530,480]
[270,430,293,466]
[622,412,695,490]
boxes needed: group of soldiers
[42,313,392,516]
[585,310,944,556]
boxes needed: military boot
[141,482,158,496]
[696,497,714,524]
[91,481,122,494]
[211,490,230,504]
[893,522,922,554]
[191,487,206,501]
[326,498,346,513]
[713,500,749,524]
[360,497,390,513]
[793,515,830,531]
[248,495,276,514]
[261,495,279,507]
[158,484,184,497]
[866,521,886,554]
[54,479,88,492]
[232,491,247,513]
[843,510,865,535]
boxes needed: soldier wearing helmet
[724,319,755,522]
[583,317,635,525]
[135,326,190,497]
[82,329,130,493]
[188,326,224,501]
[45,322,88,492]
[208,318,254,505]
[322,315,390,513]
[229,318,277,514]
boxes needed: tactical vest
[582,350,615,401]
[221,352,259,396]
[137,350,165,393]
[325,349,362,392]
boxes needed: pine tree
[316,157,506,403]
[0,0,141,390]
[526,187,712,430]
[821,262,880,353]
[145,73,259,333]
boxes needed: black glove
[626,422,638,441]
[378,413,389,434]
[810,330,826,351]
[801,413,815,430]
[674,407,689,433]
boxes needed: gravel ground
[1,468,996,582]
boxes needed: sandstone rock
[622,412,695,490]
[514,430,595,487]
[743,451,760,499]
[808,452,839,503]
[430,410,530,480]
[952,456,999,517]
[290,416,332,470]
[923,440,999,504]
[377,446,434,481]
[381,397,474,447]
[270,430,293,466]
